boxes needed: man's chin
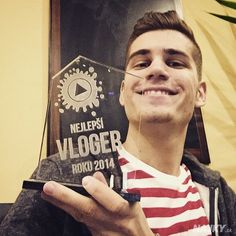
[139,112,172,124]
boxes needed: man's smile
[135,86,179,96]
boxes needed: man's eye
[133,61,150,69]
[167,60,186,68]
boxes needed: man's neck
[123,122,187,176]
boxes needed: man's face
[119,30,206,127]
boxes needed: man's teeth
[143,90,170,95]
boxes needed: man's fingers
[42,181,118,224]
[42,177,131,221]
[43,181,85,203]
[42,181,92,220]
[41,180,149,235]
[92,171,108,185]
[82,176,130,215]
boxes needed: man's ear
[195,81,207,108]
[119,80,125,106]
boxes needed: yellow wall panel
[0,0,49,202]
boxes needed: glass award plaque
[23,55,141,202]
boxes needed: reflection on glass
[23,55,143,202]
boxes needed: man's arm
[42,172,154,236]
[219,176,236,234]
[0,156,92,236]
[0,188,67,236]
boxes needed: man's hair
[126,11,202,80]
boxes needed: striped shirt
[118,147,212,235]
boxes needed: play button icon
[68,78,92,102]
[75,83,87,96]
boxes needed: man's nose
[146,59,169,81]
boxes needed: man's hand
[41,172,153,236]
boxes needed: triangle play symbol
[75,83,87,96]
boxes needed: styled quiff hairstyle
[126,11,202,80]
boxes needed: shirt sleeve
[0,157,67,236]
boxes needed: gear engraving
[54,66,104,116]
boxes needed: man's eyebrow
[164,48,190,59]
[126,49,150,65]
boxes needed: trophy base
[23,179,140,202]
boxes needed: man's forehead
[127,30,194,59]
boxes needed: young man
[1,11,235,236]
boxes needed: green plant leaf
[216,0,236,10]
[209,12,236,23]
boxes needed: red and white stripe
[118,148,212,235]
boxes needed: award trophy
[23,55,142,202]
